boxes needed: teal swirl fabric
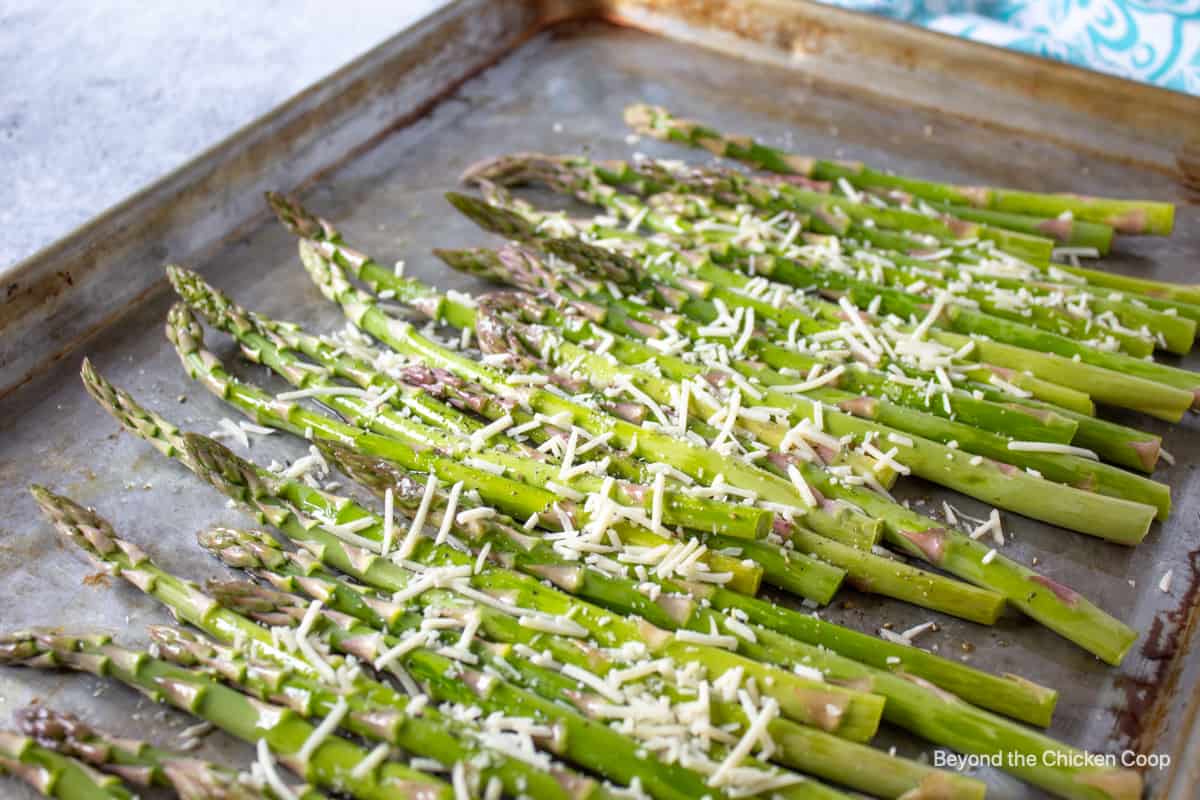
[815,1,1200,94]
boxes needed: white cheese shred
[296,697,349,763]
[398,473,439,559]
[350,742,392,781]
[436,482,465,545]
[296,600,338,685]
[651,472,666,532]
[255,740,300,800]
[381,488,395,556]
[1006,440,1098,460]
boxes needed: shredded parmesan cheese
[397,473,439,559]
[255,740,299,800]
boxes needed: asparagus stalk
[469,159,1198,413]
[625,103,1175,235]
[428,195,1165,534]
[198,529,950,800]
[0,630,452,800]
[1004,395,1162,473]
[0,730,136,800]
[925,201,1114,252]
[293,239,1011,623]
[192,452,1136,800]
[270,197,1136,664]
[15,704,319,800]
[169,266,772,543]
[28,482,706,800]
[434,236,1170,524]
[270,195,889,551]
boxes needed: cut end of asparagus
[1131,438,1162,472]
[623,103,658,134]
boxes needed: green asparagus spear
[26,483,709,800]
[198,529,979,800]
[272,199,1135,664]
[432,235,1169,525]
[1,629,452,800]
[292,238,1009,623]
[0,730,137,800]
[15,704,322,800]
[625,103,1174,235]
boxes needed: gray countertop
[0,0,446,272]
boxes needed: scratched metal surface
[1,11,1199,800]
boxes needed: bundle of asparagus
[4,104,1191,800]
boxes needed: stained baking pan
[1,1,1197,798]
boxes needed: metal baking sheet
[2,2,1198,797]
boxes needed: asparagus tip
[265,191,333,241]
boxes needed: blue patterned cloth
[815,1,1200,94]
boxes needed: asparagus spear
[467,160,1198,414]
[293,240,1010,623]
[193,448,1139,800]
[28,483,717,800]
[923,201,1114,252]
[15,704,320,800]
[512,153,1187,352]
[78,362,889,747]
[427,193,1166,533]
[1,630,452,800]
[625,103,1174,235]
[433,235,1170,525]
[271,197,1136,664]
[0,730,137,800]
[72,366,1139,799]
